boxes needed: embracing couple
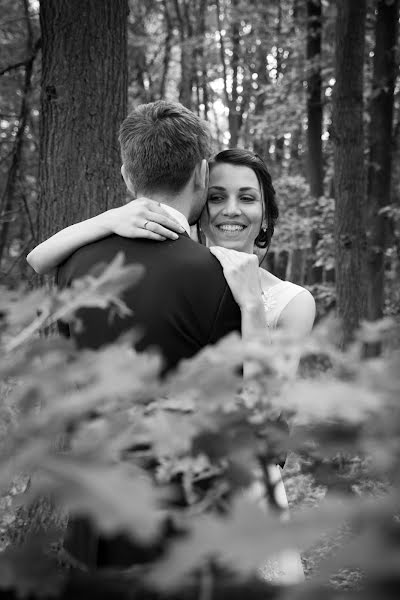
[28,100,315,581]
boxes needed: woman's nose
[222,197,241,216]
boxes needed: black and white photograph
[0,1,399,598]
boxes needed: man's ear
[193,159,209,190]
[121,164,136,196]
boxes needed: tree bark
[366,0,399,331]
[332,0,367,347]
[38,0,128,243]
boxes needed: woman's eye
[241,196,255,202]
[208,195,225,203]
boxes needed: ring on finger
[144,220,149,230]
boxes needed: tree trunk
[366,0,399,333]
[173,0,195,109]
[159,0,173,100]
[228,0,241,146]
[306,0,323,198]
[0,0,39,269]
[38,0,128,243]
[332,0,367,347]
[252,2,270,160]
[305,0,324,285]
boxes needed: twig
[0,60,30,77]
[20,192,37,244]
[0,236,33,280]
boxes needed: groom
[57,101,242,568]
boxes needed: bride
[27,148,315,582]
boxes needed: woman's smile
[215,221,248,235]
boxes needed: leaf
[164,333,243,411]
[282,378,381,424]
[149,494,358,587]
[7,252,144,352]
[36,455,165,543]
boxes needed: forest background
[1,0,400,341]
[0,1,400,599]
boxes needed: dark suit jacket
[57,233,241,374]
[56,232,241,568]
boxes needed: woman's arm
[275,290,316,378]
[27,198,185,275]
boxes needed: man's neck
[143,190,191,222]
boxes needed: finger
[145,210,185,234]
[134,228,167,242]
[143,220,179,240]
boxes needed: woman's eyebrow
[209,186,259,192]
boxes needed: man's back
[57,233,241,373]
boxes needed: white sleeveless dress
[255,279,308,583]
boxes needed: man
[57,101,241,568]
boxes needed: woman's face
[200,163,264,253]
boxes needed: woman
[28,149,315,582]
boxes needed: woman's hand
[108,198,186,241]
[209,246,263,309]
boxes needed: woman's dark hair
[207,148,278,249]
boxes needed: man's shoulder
[56,234,220,286]
[56,235,128,285]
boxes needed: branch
[21,191,37,244]
[0,38,41,77]
[0,60,30,77]
[0,236,33,281]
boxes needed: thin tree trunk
[228,0,241,146]
[332,0,367,347]
[174,0,193,109]
[38,0,128,244]
[159,0,173,99]
[366,0,399,335]
[306,0,323,198]
[198,0,209,120]
[0,0,39,269]
[306,0,324,285]
[252,1,270,159]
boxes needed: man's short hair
[119,101,212,195]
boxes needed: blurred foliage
[0,257,400,598]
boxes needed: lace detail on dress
[261,288,278,315]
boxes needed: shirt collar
[159,203,191,236]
